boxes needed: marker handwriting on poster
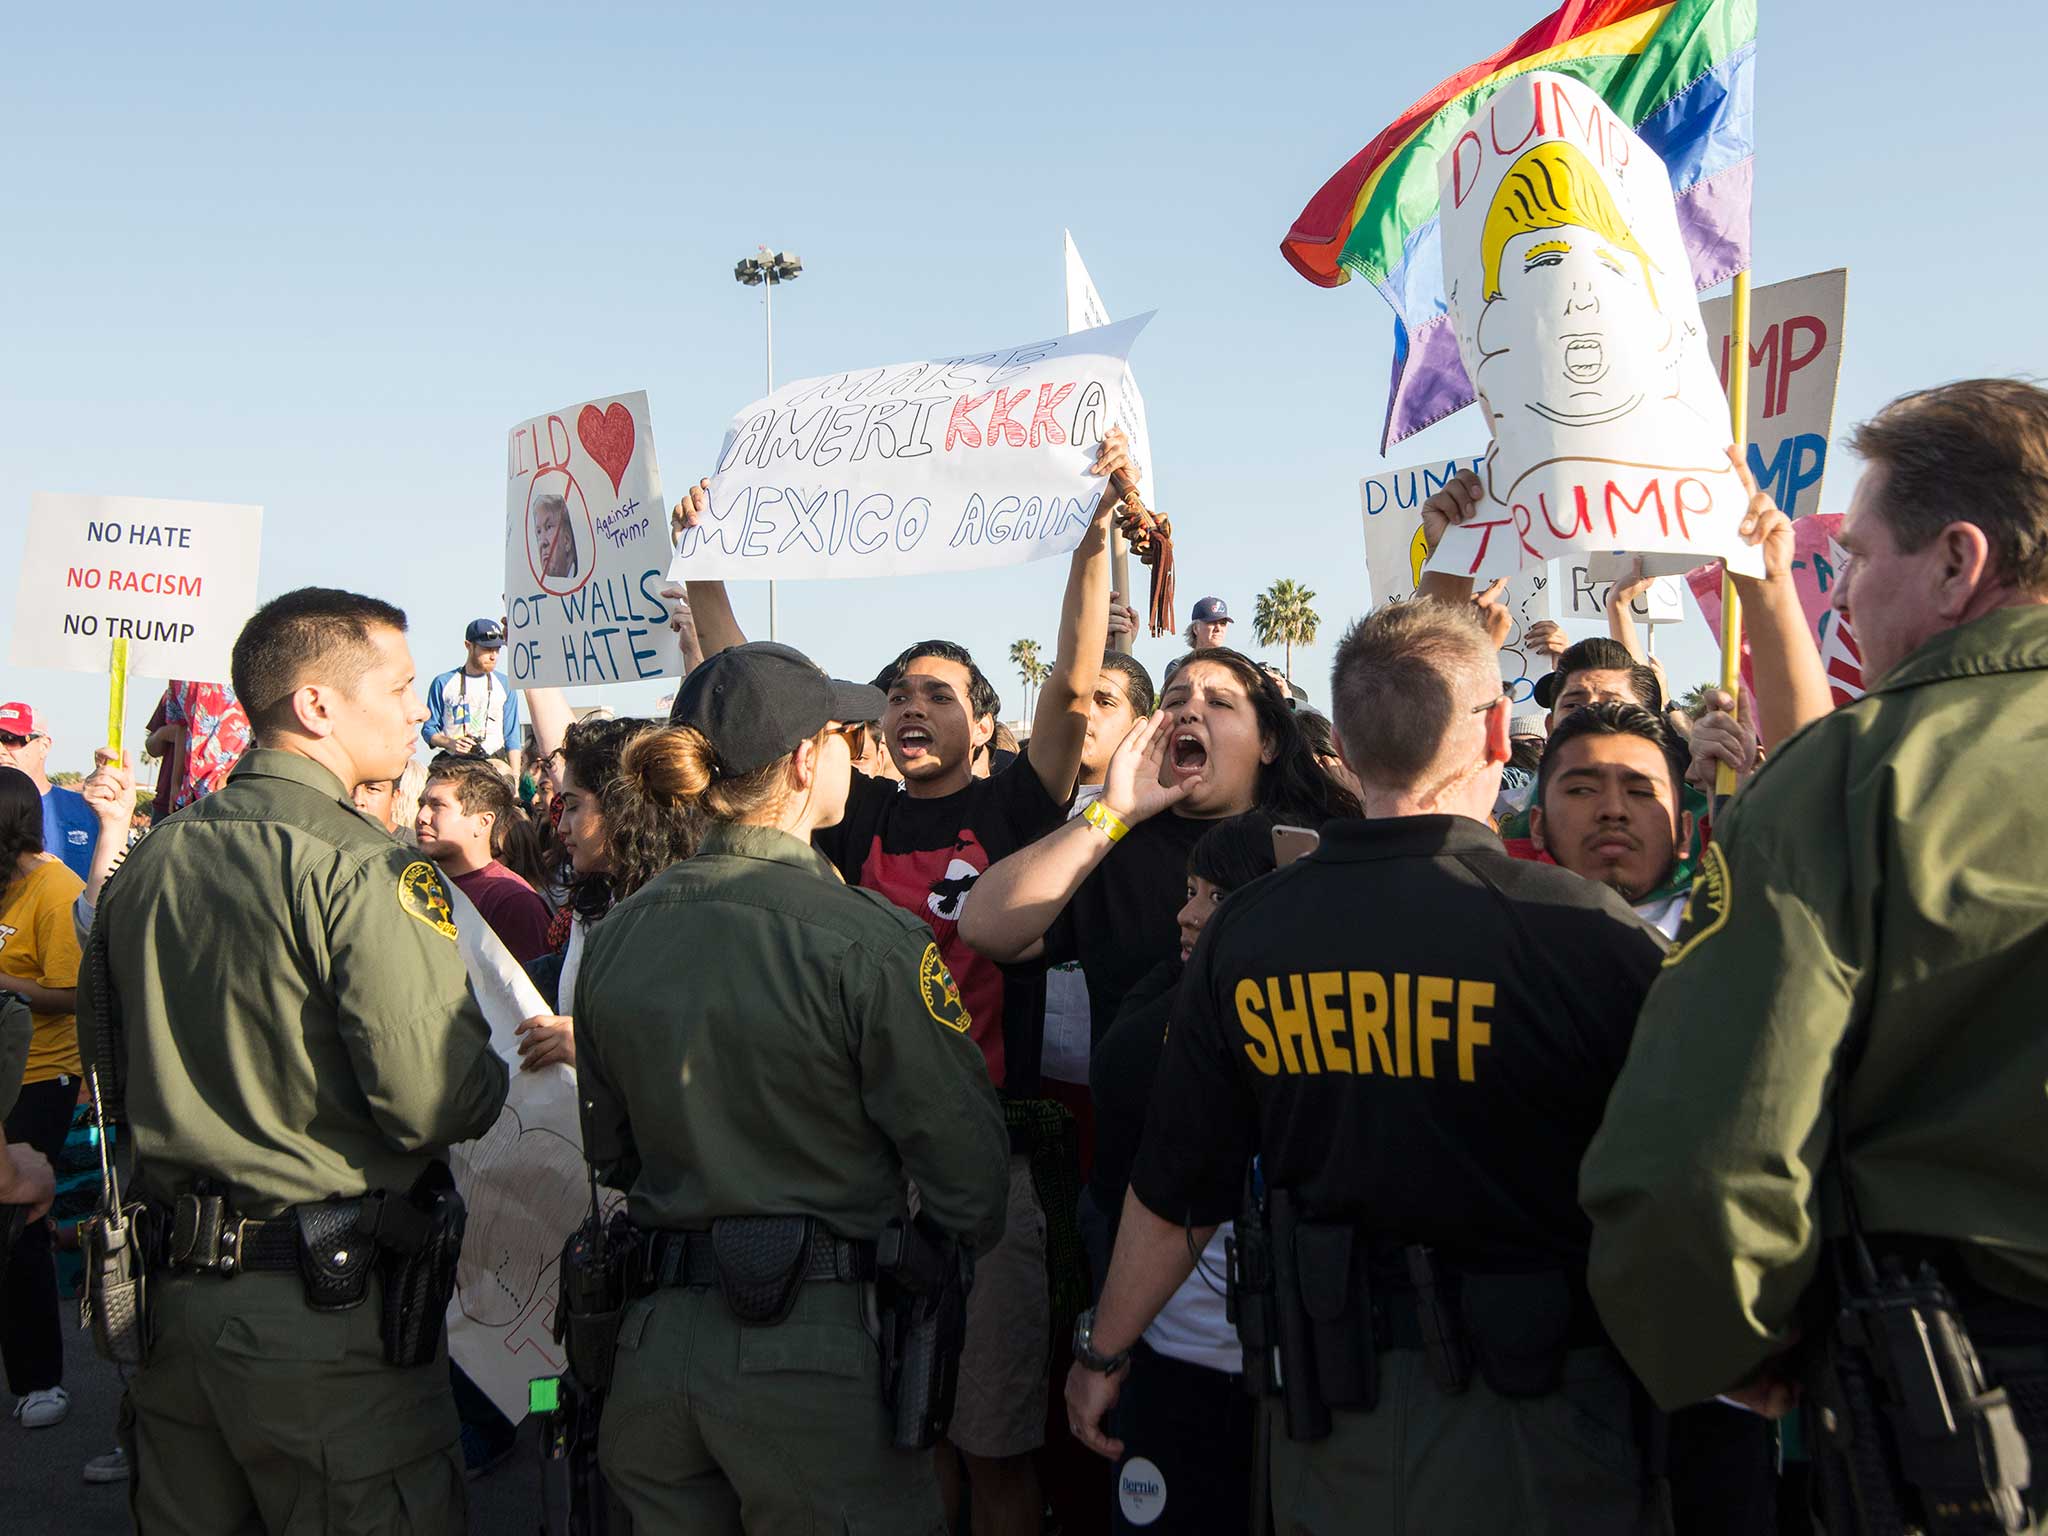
[1701,269,1849,519]
[672,316,1151,583]
[1428,71,1761,583]
[503,391,677,689]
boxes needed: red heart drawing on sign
[577,402,635,496]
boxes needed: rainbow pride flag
[1283,0,1755,452]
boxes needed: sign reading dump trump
[504,390,677,689]
[671,315,1151,583]
[11,493,264,682]
[1426,71,1761,583]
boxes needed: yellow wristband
[1083,798,1130,844]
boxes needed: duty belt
[149,1188,423,1277]
[635,1227,874,1293]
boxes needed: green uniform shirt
[79,748,507,1216]
[574,822,1009,1256]
[1582,607,2048,1408]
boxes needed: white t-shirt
[1142,1224,1240,1375]
[449,670,510,756]
[1040,783,1105,1086]
[1636,891,1687,940]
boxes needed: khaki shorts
[946,1154,1050,1460]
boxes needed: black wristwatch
[1071,1307,1131,1375]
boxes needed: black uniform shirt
[1131,816,1661,1269]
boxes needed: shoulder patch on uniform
[398,860,459,943]
[917,943,971,1034]
[1662,842,1731,967]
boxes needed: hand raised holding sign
[670,477,712,551]
[1470,577,1513,651]
[1420,468,1485,556]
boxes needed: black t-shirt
[1044,811,1209,1045]
[1131,816,1663,1269]
[814,760,1063,1091]
[1088,957,1180,1239]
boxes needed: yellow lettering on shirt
[1226,973,1499,1082]
[1349,971,1391,1074]
[1267,974,1319,1074]
[1393,972,1413,1078]
[1308,971,1351,1073]
[1415,975,1453,1078]
[1458,981,1495,1082]
[1236,978,1280,1075]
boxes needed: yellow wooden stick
[1715,270,1752,798]
[108,637,130,756]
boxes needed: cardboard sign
[1687,512,1866,718]
[504,390,675,689]
[1064,232,1157,505]
[671,316,1150,583]
[11,494,263,683]
[1701,269,1848,518]
[1427,71,1760,583]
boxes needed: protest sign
[443,881,613,1421]
[11,494,263,683]
[504,390,676,689]
[671,316,1151,584]
[1701,269,1848,518]
[1427,71,1761,584]
[1064,233,1157,506]
[1686,512,1866,718]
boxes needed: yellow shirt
[1,856,86,1082]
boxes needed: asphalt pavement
[2,1322,545,1534]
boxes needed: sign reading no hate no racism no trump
[12,494,265,683]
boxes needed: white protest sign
[1361,455,1557,705]
[443,882,612,1422]
[671,316,1151,583]
[504,390,675,689]
[1580,552,1686,625]
[1702,268,1848,518]
[11,495,263,682]
[1428,71,1760,583]
[1064,232,1157,504]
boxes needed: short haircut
[879,640,1001,722]
[232,587,408,738]
[1329,601,1499,791]
[1553,637,1663,714]
[1535,702,1688,811]
[0,766,43,868]
[1097,650,1155,719]
[426,757,515,824]
[1848,378,2048,594]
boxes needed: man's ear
[970,712,997,753]
[1933,520,1995,621]
[1484,699,1513,765]
[286,682,335,740]
[1528,804,1548,854]
[1677,806,1696,851]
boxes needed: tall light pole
[735,246,802,641]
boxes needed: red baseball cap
[0,702,42,737]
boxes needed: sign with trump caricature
[1425,70,1761,583]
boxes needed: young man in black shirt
[677,432,1129,1536]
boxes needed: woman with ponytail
[573,642,1009,1531]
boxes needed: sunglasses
[827,722,875,755]
[0,732,36,749]
[1470,689,1513,716]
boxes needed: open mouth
[1171,733,1209,776]
[1562,336,1608,384]
[895,726,935,762]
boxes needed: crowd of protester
[4,383,2045,1534]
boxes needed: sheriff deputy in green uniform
[1583,379,2048,1531]
[79,587,508,1533]
[574,641,1009,1533]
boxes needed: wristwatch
[1071,1306,1131,1374]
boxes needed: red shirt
[451,860,555,965]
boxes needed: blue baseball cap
[1191,596,1230,624]
[465,618,506,648]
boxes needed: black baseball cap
[668,642,884,776]
[465,618,506,647]
[1533,670,1563,710]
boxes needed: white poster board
[443,884,613,1422]
[504,390,676,689]
[670,316,1150,584]
[11,494,263,683]
[1701,268,1848,519]
[1064,232,1157,504]
[1428,70,1760,583]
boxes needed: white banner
[1701,268,1848,519]
[11,494,263,683]
[444,884,611,1423]
[1428,71,1760,583]
[504,390,677,689]
[1064,232,1157,505]
[670,316,1151,583]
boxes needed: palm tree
[1009,639,1043,719]
[1254,580,1320,681]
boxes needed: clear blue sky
[6,1,2045,774]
